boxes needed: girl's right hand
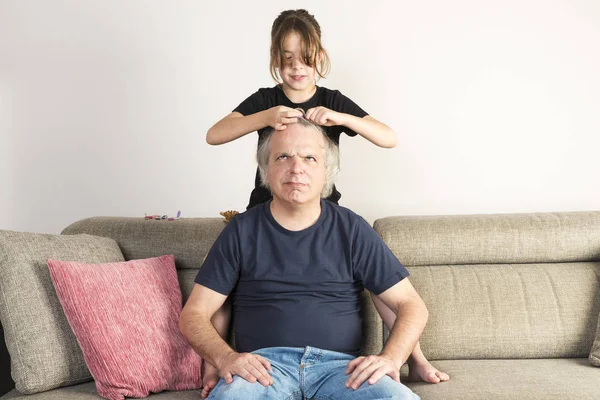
[267,106,304,130]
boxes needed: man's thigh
[304,357,419,400]
[207,374,301,400]
[311,374,419,400]
[207,347,303,400]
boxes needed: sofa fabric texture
[374,211,600,266]
[376,212,600,361]
[0,231,125,394]
[47,255,202,400]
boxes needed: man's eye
[277,155,288,160]
[305,156,316,162]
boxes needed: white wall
[1,0,599,234]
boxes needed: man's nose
[290,156,304,173]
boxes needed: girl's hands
[305,106,346,126]
[266,105,347,130]
[267,106,304,130]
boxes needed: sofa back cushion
[374,211,600,359]
[0,230,125,394]
[375,211,600,266]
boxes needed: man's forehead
[273,124,325,144]
[271,141,325,157]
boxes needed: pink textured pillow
[47,255,201,400]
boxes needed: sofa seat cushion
[1,382,201,399]
[403,358,598,400]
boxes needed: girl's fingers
[280,117,299,125]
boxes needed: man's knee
[357,376,420,400]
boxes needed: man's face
[267,124,327,206]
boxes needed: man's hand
[218,352,274,387]
[305,106,345,126]
[267,106,303,130]
[344,354,401,390]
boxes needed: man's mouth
[285,182,306,187]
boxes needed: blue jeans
[207,346,420,400]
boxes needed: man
[180,118,427,399]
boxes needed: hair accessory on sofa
[144,210,181,221]
[220,210,239,223]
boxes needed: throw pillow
[0,230,125,394]
[47,255,201,400]
[590,313,600,366]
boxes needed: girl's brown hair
[270,9,331,83]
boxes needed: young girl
[202,9,448,398]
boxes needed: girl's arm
[370,291,397,331]
[206,107,304,145]
[343,115,397,148]
[305,107,397,148]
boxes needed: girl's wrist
[338,112,354,127]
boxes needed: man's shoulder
[323,200,369,229]
[231,202,267,225]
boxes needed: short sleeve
[351,217,409,295]
[233,90,268,116]
[326,90,368,137]
[194,218,241,295]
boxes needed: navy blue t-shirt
[194,200,409,355]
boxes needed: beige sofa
[1,211,599,399]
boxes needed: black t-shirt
[233,86,369,209]
[194,199,409,355]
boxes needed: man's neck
[270,197,322,231]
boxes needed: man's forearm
[380,300,428,367]
[180,308,234,369]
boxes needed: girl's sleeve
[233,89,268,116]
[327,90,369,137]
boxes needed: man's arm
[378,279,428,365]
[345,278,428,389]
[179,283,273,386]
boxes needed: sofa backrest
[61,217,384,356]
[374,211,600,360]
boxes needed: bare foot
[201,363,221,399]
[407,360,450,384]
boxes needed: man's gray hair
[257,118,340,198]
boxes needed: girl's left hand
[305,106,345,126]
